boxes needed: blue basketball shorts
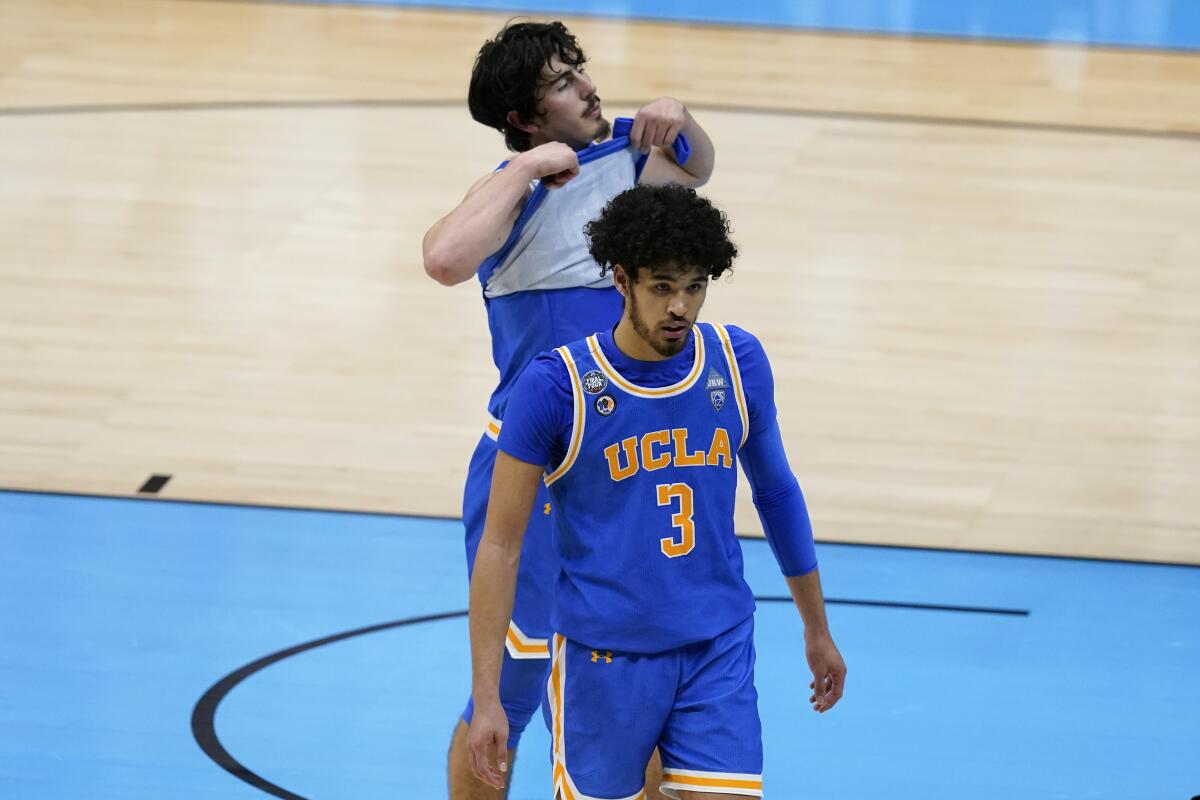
[461,430,558,749]
[546,615,764,799]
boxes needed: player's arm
[466,450,543,790]
[466,352,571,788]
[733,327,847,713]
[631,97,716,188]
[422,142,581,286]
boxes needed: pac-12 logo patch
[581,370,608,395]
[595,395,616,416]
[710,389,726,411]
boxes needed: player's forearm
[422,159,536,286]
[786,569,831,639]
[468,538,521,702]
[468,451,545,700]
[675,109,715,185]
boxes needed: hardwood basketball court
[2,0,1198,563]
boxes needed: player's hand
[466,698,510,790]
[630,97,688,155]
[805,631,846,713]
[521,141,580,189]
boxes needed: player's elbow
[684,160,714,188]
[422,240,471,286]
[478,528,524,566]
[423,255,460,286]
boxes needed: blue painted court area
[285,0,1200,50]
[2,489,1197,799]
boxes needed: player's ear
[612,264,629,296]
[506,111,539,136]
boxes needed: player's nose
[578,71,597,97]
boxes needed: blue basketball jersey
[544,323,756,652]
[478,139,643,424]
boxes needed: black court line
[755,595,1029,617]
[191,594,1026,797]
[174,0,1200,56]
[0,486,462,524]
[2,97,1198,143]
[191,610,468,800]
[4,486,1198,570]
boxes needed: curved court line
[190,610,468,800]
[190,593,1029,797]
[1,98,1197,142]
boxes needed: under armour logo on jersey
[544,503,551,516]
[591,650,613,664]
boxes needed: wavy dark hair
[467,20,587,153]
[585,185,738,281]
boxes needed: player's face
[620,265,709,359]
[528,56,610,149]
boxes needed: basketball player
[466,184,846,799]
[421,20,716,800]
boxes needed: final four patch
[595,395,616,416]
[581,370,608,395]
[707,368,728,411]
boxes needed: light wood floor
[2,0,1198,563]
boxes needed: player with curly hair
[422,20,717,800]
[467,184,847,799]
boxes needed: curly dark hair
[585,185,738,281]
[467,20,587,153]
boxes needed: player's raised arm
[422,142,581,286]
[632,97,716,188]
[466,450,544,789]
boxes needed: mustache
[584,95,601,115]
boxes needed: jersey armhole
[710,323,751,450]
[544,346,586,486]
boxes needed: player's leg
[645,747,668,800]
[657,615,764,800]
[542,716,668,799]
[547,634,674,800]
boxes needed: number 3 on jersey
[656,483,695,558]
